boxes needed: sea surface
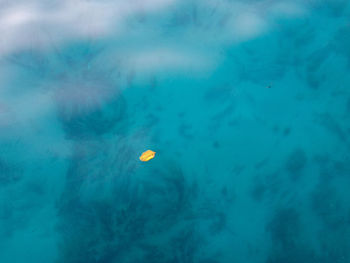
[1,0,350,262]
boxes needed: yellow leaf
[139,150,156,162]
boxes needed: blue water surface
[1,0,350,262]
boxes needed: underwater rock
[285,148,307,181]
[333,25,350,62]
[57,173,189,262]
[5,48,49,77]
[295,46,331,90]
[56,154,227,263]
[310,181,345,228]
[266,247,319,263]
[178,122,194,140]
[311,0,349,17]
[316,113,348,145]
[231,38,287,85]
[251,172,285,203]
[283,127,291,136]
[251,179,267,202]
[203,84,233,103]
[266,207,301,249]
[212,140,220,148]
[0,158,22,185]
[54,76,126,140]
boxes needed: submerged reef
[56,145,224,263]
[1,1,350,262]
[51,42,127,140]
[6,40,127,141]
[0,158,22,185]
[265,207,319,263]
[285,148,307,181]
[54,76,126,140]
[266,207,302,249]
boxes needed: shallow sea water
[1,0,350,262]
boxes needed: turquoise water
[1,0,350,262]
